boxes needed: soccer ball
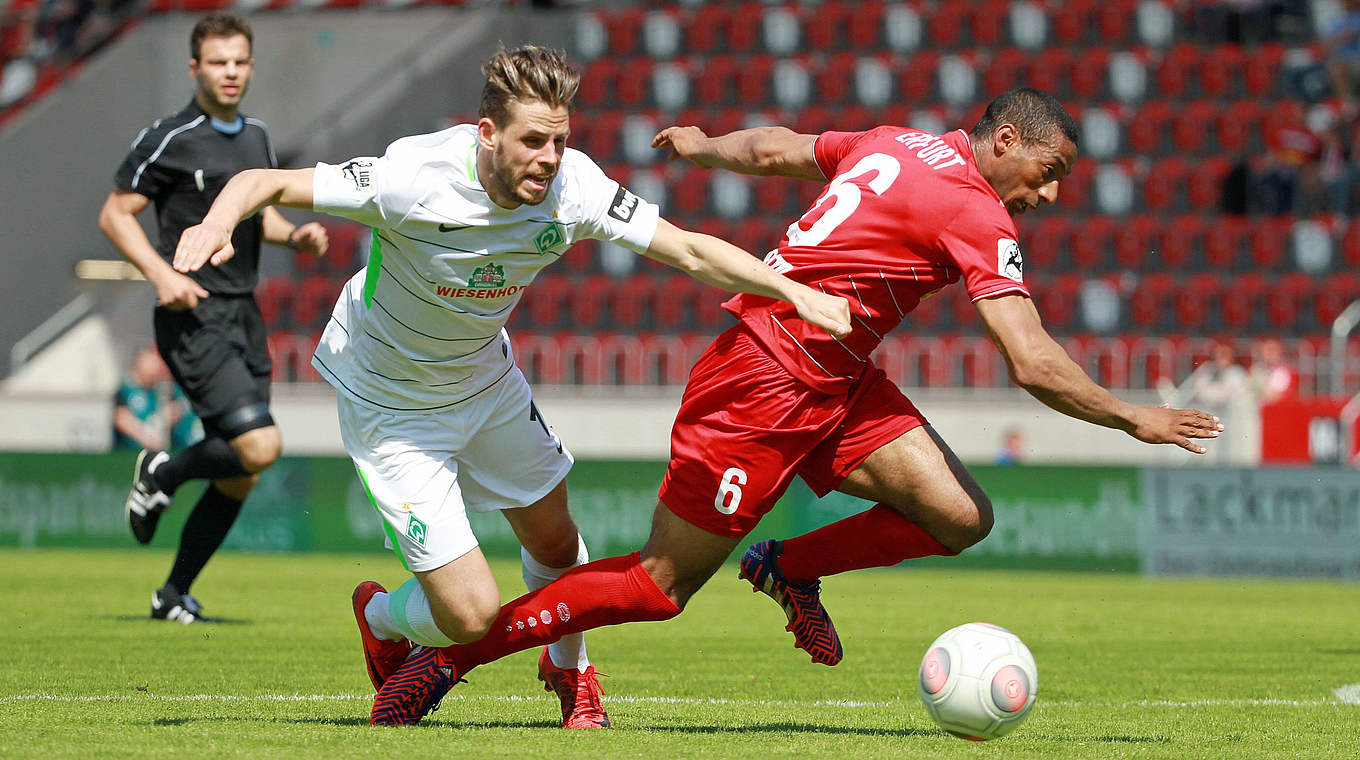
[917,622,1038,741]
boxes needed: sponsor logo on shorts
[998,238,1024,282]
[406,515,427,546]
[534,221,566,253]
[608,186,640,222]
[341,160,373,191]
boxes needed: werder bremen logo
[533,221,565,253]
[468,263,506,289]
[406,515,428,546]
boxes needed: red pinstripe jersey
[723,126,1029,394]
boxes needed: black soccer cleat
[125,449,171,545]
[151,584,208,624]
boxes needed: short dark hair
[478,45,580,128]
[191,13,253,60]
[970,87,1079,148]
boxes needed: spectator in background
[1159,341,1258,464]
[1251,338,1299,404]
[112,346,198,452]
[1324,0,1360,108]
[995,428,1024,465]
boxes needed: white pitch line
[1,694,1356,709]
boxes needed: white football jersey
[310,124,660,412]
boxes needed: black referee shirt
[114,99,278,296]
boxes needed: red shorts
[658,324,927,538]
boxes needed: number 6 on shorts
[714,467,747,514]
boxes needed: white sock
[363,592,403,641]
[523,535,590,671]
[384,577,455,647]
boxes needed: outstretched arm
[652,125,824,181]
[976,294,1223,453]
[173,168,316,272]
[644,219,851,338]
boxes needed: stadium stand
[11,0,1356,392]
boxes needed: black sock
[165,485,244,594]
[152,436,248,494]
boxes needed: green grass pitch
[1,548,1357,759]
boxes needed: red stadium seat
[734,54,776,106]
[725,2,765,53]
[970,0,1007,47]
[897,51,939,100]
[1018,214,1070,271]
[604,7,645,56]
[1160,214,1206,271]
[1242,42,1284,97]
[1114,214,1162,270]
[814,52,857,106]
[1248,217,1292,270]
[1070,214,1114,270]
[1069,48,1110,100]
[930,3,968,48]
[1201,44,1245,98]
[1034,273,1083,332]
[1171,100,1218,154]
[1187,156,1232,212]
[1217,100,1262,153]
[609,274,657,333]
[670,164,709,215]
[521,273,572,331]
[293,274,338,333]
[1316,272,1360,328]
[1220,272,1266,330]
[1025,47,1070,97]
[1174,273,1216,331]
[1266,272,1313,331]
[681,5,722,54]
[256,276,294,329]
[845,0,886,49]
[801,0,849,51]
[1128,100,1174,155]
[1095,1,1136,45]
[1129,272,1175,330]
[693,55,738,106]
[1204,215,1250,270]
[577,59,619,108]
[652,273,705,332]
[1057,158,1093,214]
[614,57,652,108]
[1141,156,1190,212]
[1052,0,1095,45]
[983,47,1028,96]
[566,274,613,330]
[1155,44,1202,100]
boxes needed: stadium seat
[1316,272,1360,328]
[1266,272,1313,332]
[642,8,683,60]
[1155,44,1202,100]
[1025,47,1070,97]
[1018,214,1069,271]
[1128,272,1175,330]
[1035,273,1083,332]
[1171,100,1218,154]
[293,274,338,333]
[1221,272,1267,330]
[608,274,657,333]
[814,52,857,106]
[983,47,1028,96]
[930,3,968,48]
[800,0,847,51]
[689,55,733,106]
[1113,214,1162,270]
[1128,100,1174,155]
[1070,47,1110,100]
[1201,44,1245,98]
[1160,214,1206,271]
[734,54,776,106]
[897,50,939,100]
[1217,100,1262,153]
[1141,156,1190,212]
[680,6,721,54]
[761,4,801,55]
[604,7,645,57]
[1248,217,1292,271]
[521,273,572,331]
[652,273,705,332]
[1204,215,1250,270]
[1070,214,1114,270]
[1187,156,1232,213]
[1242,42,1284,96]
[846,0,887,50]
[1173,273,1216,331]
[256,276,294,330]
[577,59,619,108]
[1095,0,1137,45]
[725,2,765,53]
[970,0,1008,47]
[1051,0,1094,45]
[652,59,692,111]
[614,57,652,108]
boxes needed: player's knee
[527,531,582,569]
[234,429,281,473]
[436,598,501,644]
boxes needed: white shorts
[337,367,573,572]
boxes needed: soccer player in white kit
[172,45,852,727]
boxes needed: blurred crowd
[1,0,143,109]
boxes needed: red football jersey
[724,126,1029,394]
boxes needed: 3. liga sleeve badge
[997,238,1024,282]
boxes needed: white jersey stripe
[130,116,206,190]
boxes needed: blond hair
[478,45,580,127]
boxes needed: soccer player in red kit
[369,88,1223,724]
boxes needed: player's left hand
[1127,405,1223,454]
[173,220,235,272]
[289,222,329,257]
[791,288,852,339]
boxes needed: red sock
[444,552,680,675]
[776,504,957,583]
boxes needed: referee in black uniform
[97,13,328,623]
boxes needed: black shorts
[154,294,272,427]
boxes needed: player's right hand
[173,220,236,273]
[792,289,853,340]
[652,125,711,166]
[1127,405,1223,454]
[153,270,210,310]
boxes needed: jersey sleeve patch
[997,238,1024,282]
